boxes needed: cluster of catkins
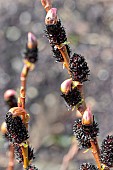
[2,36,38,170]
[44,7,113,170]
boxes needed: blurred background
[0,0,113,169]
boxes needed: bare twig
[17,33,38,169]
[20,65,30,109]
[90,138,101,169]
[60,140,78,170]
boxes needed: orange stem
[56,44,70,73]
[19,64,30,169]
[90,138,101,170]
[21,145,29,169]
[41,0,52,12]
[20,65,30,109]
[76,84,87,115]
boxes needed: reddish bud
[4,89,17,101]
[27,32,38,49]
[45,8,58,25]
[82,107,93,125]
[61,78,72,94]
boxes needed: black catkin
[69,53,90,83]
[100,135,113,167]
[5,112,29,144]
[73,119,99,149]
[45,19,71,62]
[45,19,67,45]
[5,95,17,108]
[24,46,38,64]
[61,87,82,108]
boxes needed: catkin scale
[26,165,38,170]
[80,163,98,170]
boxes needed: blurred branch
[60,140,78,170]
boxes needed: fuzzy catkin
[73,119,99,149]
[5,112,29,144]
[61,87,82,108]
[69,53,90,83]
[100,135,113,167]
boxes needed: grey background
[0,0,113,169]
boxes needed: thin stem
[55,44,70,72]
[20,65,30,169]
[76,84,87,115]
[90,138,101,170]
[21,145,29,169]
[20,65,30,109]
[19,64,30,169]
[41,0,52,12]
[6,144,14,170]
[60,141,78,170]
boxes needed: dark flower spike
[5,111,29,144]
[26,165,38,170]
[14,144,35,163]
[24,32,38,64]
[61,79,82,108]
[100,135,113,167]
[73,119,99,149]
[45,19,67,45]
[61,87,82,108]
[69,53,90,83]
[80,163,98,170]
[45,8,67,45]
[4,89,17,108]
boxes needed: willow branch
[17,33,38,169]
